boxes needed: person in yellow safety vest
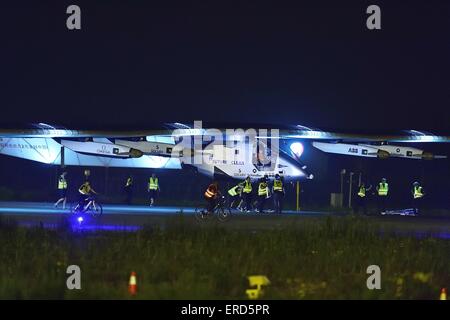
[204,181,220,213]
[54,172,68,209]
[411,181,424,214]
[227,182,244,210]
[272,174,285,214]
[376,178,389,214]
[355,182,372,215]
[124,176,133,205]
[256,175,269,213]
[77,180,98,208]
[241,176,253,212]
[148,173,160,206]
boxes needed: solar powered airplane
[0,122,448,181]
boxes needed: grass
[0,215,448,299]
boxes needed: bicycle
[70,195,103,217]
[195,195,231,222]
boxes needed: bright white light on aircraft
[290,142,304,158]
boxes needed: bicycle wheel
[216,206,231,222]
[195,206,210,222]
[70,202,82,214]
[89,202,103,217]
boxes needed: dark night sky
[0,0,449,131]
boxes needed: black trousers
[257,195,266,212]
[377,195,387,213]
[413,197,423,213]
[355,196,367,215]
[242,192,252,210]
[125,187,132,204]
[273,192,284,214]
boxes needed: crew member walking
[227,181,244,209]
[242,176,253,212]
[148,173,160,206]
[272,174,285,214]
[355,182,372,215]
[54,172,68,209]
[124,176,133,205]
[256,176,269,213]
[412,181,425,214]
[376,178,389,214]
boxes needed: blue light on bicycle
[77,216,84,223]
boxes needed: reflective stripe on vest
[273,180,283,192]
[205,187,216,198]
[378,182,388,196]
[358,186,365,197]
[258,182,268,196]
[243,180,252,193]
[58,178,67,190]
[149,177,158,190]
[414,186,423,199]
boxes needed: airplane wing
[0,123,448,165]
[0,123,449,143]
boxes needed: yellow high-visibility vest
[58,177,67,190]
[378,182,389,196]
[79,184,91,195]
[258,182,268,196]
[414,186,424,199]
[273,180,283,192]
[358,186,366,197]
[243,180,252,193]
[149,177,159,190]
[228,184,242,197]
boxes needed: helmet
[381,178,387,182]
[413,181,420,186]
[275,174,280,179]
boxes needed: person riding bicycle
[204,181,221,214]
[78,180,98,210]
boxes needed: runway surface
[0,201,329,216]
[0,201,449,239]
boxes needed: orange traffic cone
[128,272,137,296]
[440,288,447,300]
